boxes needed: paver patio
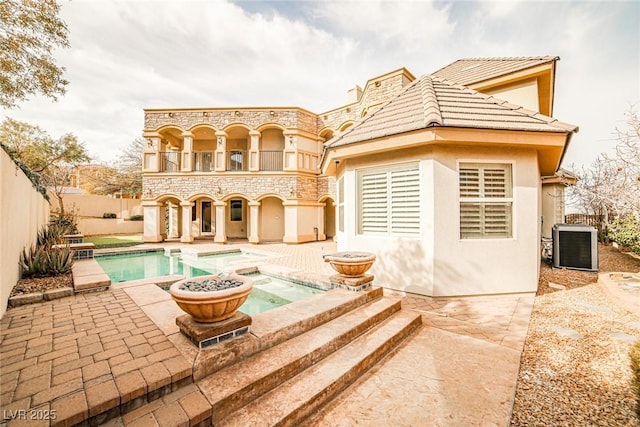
[1,241,535,426]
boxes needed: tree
[0,117,90,213]
[0,0,69,109]
[568,109,640,240]
[116,137,144,197]
[73,138,143,197]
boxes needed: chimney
[347,85,362,104]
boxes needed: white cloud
[1,0,638,169]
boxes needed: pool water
[239,274,324,315]
[96,250,265,283]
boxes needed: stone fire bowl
[323,251,376,277]
[169,274,253,323]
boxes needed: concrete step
[108,384,212,426]
[217,310,422,427]
[198,296,403,422]
[193,287,384,380]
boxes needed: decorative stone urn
[169,274,253,323]
[323,252,376,278]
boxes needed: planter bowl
[169,274,253,323]
[323,251,376,277]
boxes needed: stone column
[249,130,261,172]
[180,201,194,243]
[248,201,261,244]
[167,202,179,238]
[142,133,161,172]
[214,201,227,243]
[215,131,227,172]
[142,201,163,242]
[317,201,327,241]
[181,131,193,172]
[282,201,297,244]
[283,131,297,171]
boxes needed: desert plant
[632,341,640,418]
[47,245,73,275]
[36,225,62,247]
[49,212,79,235]
[103,212,117,219]
[129,214,143,221]
[20,245,49,277]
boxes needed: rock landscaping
[178,278,244,292]
[511,245,640,426]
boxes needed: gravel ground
[10,272,73,296]
[512,246,640,426]
[538,244,640,296]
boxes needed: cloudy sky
[2,0,639,169]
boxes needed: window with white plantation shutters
[358,164,420,236]
[459,163,512,239]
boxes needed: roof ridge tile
[419,77,443,127]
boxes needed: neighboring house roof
[432,56,558,86]
[325,75,578,149]
[48,186,86,195]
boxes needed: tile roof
[432,56,558,86]
[325,75,577,149]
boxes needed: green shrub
[49,212,79,235]
[102,212,117,219]
[608,214,640,255]
[632,341,640,418]
[129,214,143,221]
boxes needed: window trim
[457,160,515,241]
[230,199,243,222]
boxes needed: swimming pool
[238,273,325,315]
[96,250,266,283]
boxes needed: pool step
[216,309,422,427]
[192,287,383,379]
[197,296,403,422]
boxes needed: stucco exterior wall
[541,182,565,238]
[51,194,142,219]
[49,194,143,236]
[484,79,539,114]
[1,150,50,316]
[336,144,541,297]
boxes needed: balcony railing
[157,150,284,172]
[160,151,180,172]
[193,151,214,172]
[226,150,248,171]
[260,150,283,171]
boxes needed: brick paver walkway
[0,289,191,426]
[1,240,536,426]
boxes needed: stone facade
[144,108,318,134]
[318,176,336,199]
[141,68,412,243]
[143,174,319,202]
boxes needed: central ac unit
[552,224,598,271]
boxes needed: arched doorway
[259,196,285,242]
[225,126,250,171]
[225,196,249,240]
[190,196,216,239]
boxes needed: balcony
[193,151,214,172]
[259,150,283,171]
[157,150,285,173]
[160,152,180,172]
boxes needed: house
[141,56,578,296]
